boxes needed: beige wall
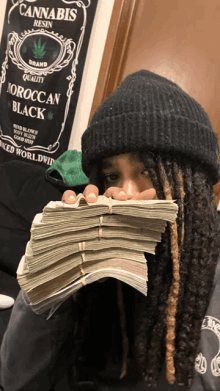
[68,0,115,151]
[0,0,7,42]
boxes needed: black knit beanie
[82,70,220,184]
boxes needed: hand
[62,184,99,204]
[62,185,156,204]
[103,187,156,201]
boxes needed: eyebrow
[101,159,114,170]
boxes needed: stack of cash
[17,194,178,314]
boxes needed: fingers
[62,186,156,204]
[62,185,99,204]
[104,187,128,201]
[104,187,157,201]
[134,188,157,200]
[83,184,99,203]
[62,190,77,204]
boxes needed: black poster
[0,0,98,166]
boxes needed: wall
[68,0,115,151]
[0,0,7,40]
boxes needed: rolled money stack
[17,194,178,314]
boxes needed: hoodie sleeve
[191,257,220,391]
[0,290,76,391]
[0,161,64,276]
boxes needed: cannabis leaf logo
[33,38,46,59]
[48,112,53,120]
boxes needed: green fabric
[47,150,88,187]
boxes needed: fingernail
[127,183,133,196]
[88,193,96,198]
[119,191,126,196]
[68,195,76,201]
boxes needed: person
[0,70,220,391]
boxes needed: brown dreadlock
[135,151,220,387]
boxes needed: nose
[121,180,139,199]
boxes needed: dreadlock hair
[84,150,220,388]
[134,151,220,387]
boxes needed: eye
[103,173,119,184]
[142,169,150,177]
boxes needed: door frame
[89,0,139,120]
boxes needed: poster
[0,0,98,166]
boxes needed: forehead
[101,152,142,169]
